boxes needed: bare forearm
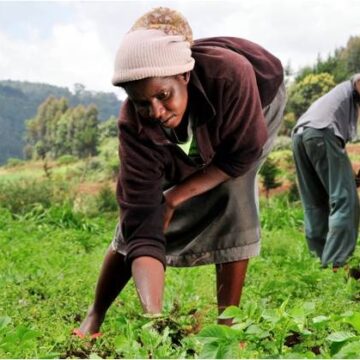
[164,164,231,208]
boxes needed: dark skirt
[112,83,286,267]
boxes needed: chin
[164,116,182,129]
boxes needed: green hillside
[0,80,122,165]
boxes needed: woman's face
[123,73,190,129]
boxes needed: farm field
[2,200,360,358]
[1,2,359,357]
[1,145,360,358]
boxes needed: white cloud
[0,0,360,97]
[0,19,117,94]
[71,0,360,74]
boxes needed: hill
[0,80,122,165]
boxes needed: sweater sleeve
[116,123,167,268]
[212,58,268,177]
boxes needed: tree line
[282,35,360,135]
[24,97,117,160]
[21,34,360,161]
[0,80,121,165]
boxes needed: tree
[69,104,99,158]
[25,97,99,159]
[0,79,120,165]
[54,114,72,157]
[344,36,360,75]
[99,116,118,142]
[259,157,282,199]
[25,97,69,159]
[314,51,348,83]
[286,72,336,119]
[278,112,296,136]
[295,45,350,84]
[73,83,86,96]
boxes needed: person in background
[292,73,360,270]
[75,7,285,337]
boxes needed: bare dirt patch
[347,143,360,156]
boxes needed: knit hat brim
[112,29,195,85]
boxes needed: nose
[149,100,165,120]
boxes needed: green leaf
[0,316,11,331]
[217,341,241,359]
[245,324,263,336]
[301,329,312,336]
[326,331,356,343]
[231,319,253,331]
[343,312,360,332]
[303,302,316,314]
[199,340,220,359]
[89,353,103,359]
[245,324,270,339]
[218,306,242,320]
[334,340,360,358]
[198,325,224,341]
[262,309,281,324]
[341,310,354,317]
[198,325,239,342]
[312,315,329,324]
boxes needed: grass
[1,197,360,358]
[1,143,360,358]
[0,207,213,358]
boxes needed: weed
[0,178,70,215]
[96,185,117,213]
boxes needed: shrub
[87,158,103,171]
[57,154,78,165]
[287,182,300,202]
[259,158,282,198]
[287,72,336,118]
[96,184,118,212]
[279,112,296,136]
[5,158,25,168]
[0,179,68,215]
[72,194,99,217]
[260,195,303,231]
[76,158,103,176]
[105,158,119,180]
[71,158,106,182]
[272,136,292,151]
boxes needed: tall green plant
[259,158,282,199]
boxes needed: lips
[160,114,175,125]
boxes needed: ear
[177,72,190,85]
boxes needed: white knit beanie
[112,7,195,85]
[352,73,360,85]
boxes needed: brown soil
[347,143,360,155]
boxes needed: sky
[0,0,359,99]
